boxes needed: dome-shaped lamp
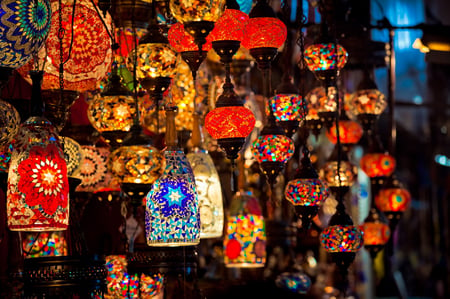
[285,147,330,229]
[0,0,51,73]
[375,175,411,225]
[17,0,113,92]
[205,81,255,163]
[87,65,136,148]
[169,0,226,51]
[320,145,357,196]
[320,200,363,278]
[304,43,348,82]
[146,106,200,246]
[326,119,363,152]
[346,70,387,132]
[187,113,224,239]
[269,75,308,137]
[242,0,286,69]
[7,71,69,231]
[128,23,178,104]
[360,206,391,259]
[0,99,21,147]
[304,86,337,137]
[224,191,266,268]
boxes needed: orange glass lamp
[224,191,266,268]
[360,207,391,259]
[242,0,286,69]
[146,107,200,246]
[17,0,113,92]
[326,119,363,150]
[375,175,411,222]
[87,64,136,148]
[346,71,387,132]
[320,200,363,277]
[7,71,69,232]
[0,99,21,147]
[285,147,330,229]
[360,152,396,180]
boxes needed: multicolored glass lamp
[146,106,200,246]
[269,75,308,137]
[22,231,68,258]
[187,113,224,238]
[61,136,84,191]
[7,71,69,231]
[346,70,387,132]
[224,191,266,268]
[169,0,225,52]
[375,175,411,223]
[285,146,330,229]
[0,0,51,72]
[276,271,312,295]
[360,206,391,259]
[0,99,21,147]
[320,199,363,278]
[87,64,136,148]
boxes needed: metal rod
[388,28,396,156]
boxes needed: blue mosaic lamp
[145,106,200,246]
[0,0,51,69]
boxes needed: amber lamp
[375,175,411,223]
[360,207,391,259]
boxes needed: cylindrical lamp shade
[61,136,84,178]
[0,0,51,69]
[224,192,266,268]
[209,9,249,42]
[22,231,68,258]
[169,0,225,23]
[17,0,113,91]
[168,22,213,52]
[146,150,200,246]
[108,145,164,184]
[375,188,411,214]
[128,43,178,79]
[268,94,308,122]
[320,225,363,252]
[187,149,224,238]
[320,161,357,188]
[252,135,294,163]
[304,43,348,73]
[346,89,386,120]
[76,146,119,192]
[285,178,329,207]
[7,117,69,231]
[242,17,286,49]
[326,120,363,145]
[360,153,396,178]
[0,99,21,146]
[205,106,255,139]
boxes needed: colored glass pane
[304,43,348,72]
[305,87,337,120]
[269,94,308,122]
[61,136,83,178]
[285,178,330,206]
[320,225,363,252]
[242,17,286,49]
[205,106,255,139]
[346,89,387,119]
[168,22,212,52]
[360,222,390,246]
[129,43,178,79]
[0,99,21,146]
[320,161,357,187]
[22,231,68,258]
[326,120,363,145]
[275,272,312,294]
[169,0,225,23]
[360,153,396,178]
[252,134,295,163]
[209,9,248,42]
[375,187,411,213]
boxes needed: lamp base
[279,120,300,138]
[121,182,153,205]
[305,119,323,139]
[365,244,385,260]
[294,205,320,230]
[249,47,278,70]
[260,161,285,187]
[212,40,241,64]
[357,113,378,132]
[181,51,207,78]
[141,76,172,103]
[318,111,336,129]
[217,137,246,161]
[101,130,130,148]
[184,21,215,50]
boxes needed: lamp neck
[30,71,44,117]
[165,107,178,148]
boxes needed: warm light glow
[305,87,337,120]
[22,231,67,258]
[252,134,295,163]
[360,153,396,178]
[412,38,430,53]
[375,188,411,213]
[187,150,224,238]
[320,161,357,187]
[209,9,249,42]
[7,117,69,231]
[360,222,390,246]
[326,120,363,145]
[146,150,200,246]
[224,192,266,268]
[205,106,256,139]
[61,136,83,178]
[304,43,348,73]
[0,0,51,69]
[268,94,308,122]
[320,225,363,252]
[168,22,213,52]
[242,17,287,49]
[169,0,225,23]
[0,144,12,173]
[129,43,178,79]
[0,99,21,146]
[285,178,330,207]
[346,89,387,119]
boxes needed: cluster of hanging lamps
[7,71,70,231]
[146,106,200,246]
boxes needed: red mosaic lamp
[360,206,391,259]
[7,71,69,231]
[285,146,330,229]
[326,109,363,152]
[375,175,411,224]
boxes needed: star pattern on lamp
[152,177,194,219]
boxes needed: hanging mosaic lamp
[346,70,387,132]
[0,0,51,70]
[87,64,136,148]
[204,79,255,163]
[320,144,357,196]
[224,191,266,268]
[187,113,224,239]
[146,106,200,246]
[285,147,330,229]
[17,0,113,92]
[0,99,21,147]
[320,200,363,278]
[7,71,69,231]
[326,119,363,151]
[61,136,83,178]
[360,206,391,259]
[169,0,225,51]
[304,86,326,137]
[275,271,312,295]
[375,175,411,223]
[269,75,308,137]
[128,22,177,104]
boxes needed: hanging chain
[296,14,307,72]
[58,0,65,100]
